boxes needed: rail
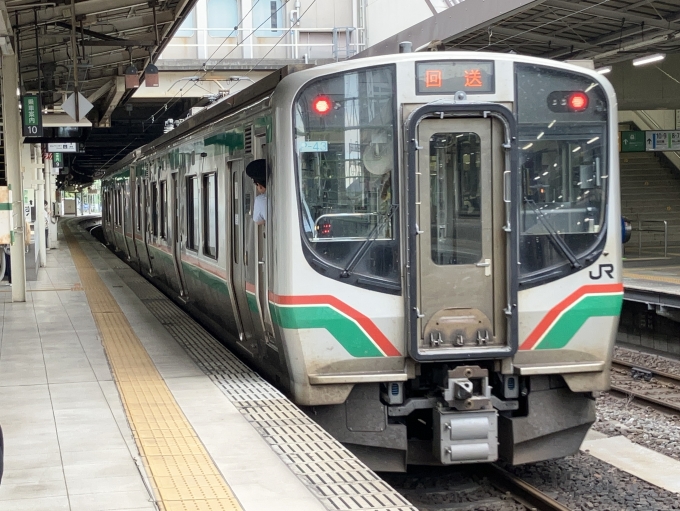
[632,217,668,258]
[482,464,574,511]
[610,359,680,415]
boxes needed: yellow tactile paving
[63,225,243,511]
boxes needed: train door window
[186,176,199,250]
[203,172,217,258]
[160,180,167,239]
[116,188,122,226]
[136,182,142,231]
[151,182,159,237]
[429,132,482,265]
[231,167,238,264]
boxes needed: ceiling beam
[544,1,680,32]
[13,0,151,27]
[99,76,126,127]
[86,79,115,102]
[487,26,592,50]
[0,1,13,55]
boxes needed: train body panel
[101,52,623,470]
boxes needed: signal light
[318,220,332,237]
[568,92,588,111]
[312,95,332,115]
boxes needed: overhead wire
[140,0,291,130]
[475,0,613,52]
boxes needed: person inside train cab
[246,159,267,225]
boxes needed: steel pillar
[1,52,26,301]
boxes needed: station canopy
[2,0,200,186]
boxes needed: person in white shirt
[246,159,267,225]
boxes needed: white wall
[365,0,431,47]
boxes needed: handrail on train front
[635,216,668,258]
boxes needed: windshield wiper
[524,198,582,269]
[340,204,398,278]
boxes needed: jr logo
[589,263,614,280]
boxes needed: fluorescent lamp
[596,66,612,75]
[522,143,533,150]
[632,53,665,67]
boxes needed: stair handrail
[634,214,668,258]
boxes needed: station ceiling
[5,0,680,187]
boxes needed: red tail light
[312,95,332,115]
[568,92,588,111]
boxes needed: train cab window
[515,63,609,285]
[186,176,199,251]
[151,182,159,237]
[160,180,167,239]
[203,173,218,258]
[429,132,482,265]
[294,65,400,291]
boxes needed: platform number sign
[22,94,43,138]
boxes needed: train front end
[274,53,621,470]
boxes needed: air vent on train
[244,126,253,154]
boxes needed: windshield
[294,65,400,287]
[515,63,608,280]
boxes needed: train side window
[160,180,167,239]
[186,176,199,251]
[151,182,159,237]
[203,172,218,259]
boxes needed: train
[101,51,623,472]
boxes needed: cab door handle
[476,258,492,277]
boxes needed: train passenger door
[230,160,260,355]
[138,179,153,274]
[253,133,276,346]
[121,179,134,260]
[171,173,188,298]
[412,116,510,359]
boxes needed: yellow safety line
[63,225,243,511]
[624,270,680,286]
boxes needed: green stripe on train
[535,294,623,350]
[269,303,383,358]
[180,261,229,296]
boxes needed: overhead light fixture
[125,63,140,89]
[596,66,612,75]
[632,53,665,67]
[145,63,159,87]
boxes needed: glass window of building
[254,0,283,36]
[207,0,238,37]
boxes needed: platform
[0,218,415,511]
[623,261,680,308]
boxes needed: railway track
[383,464,574,511]
[482,465,573,511]
[610,358,680,415]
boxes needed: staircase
[620,152,680,256]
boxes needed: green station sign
[620,131,646,153]
[21,94,42,138]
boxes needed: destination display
[416,61,495,94]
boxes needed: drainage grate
[105,260,416,511]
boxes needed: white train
[101,52,623,471]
